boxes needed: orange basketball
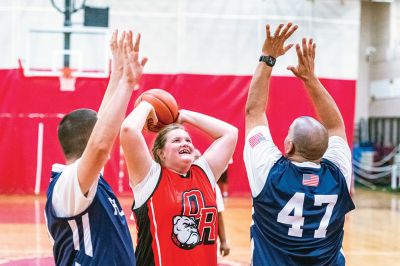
[134,88,179,132]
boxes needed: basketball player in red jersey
[120,104,238,266]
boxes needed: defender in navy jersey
[244,23,355,266]
[45,165,135,266]
[44,30,147,265]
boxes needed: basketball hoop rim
[61,67,73,78]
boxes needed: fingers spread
[118,30,126,49]
[125,31,132,51]
[308,38,313,55]
[312,43,316,59]
[295,43,304,63]
[284,43,294,53]
[123,38,128,56]
[124,31,132,53]
[266,24,271,40]
[285,24,298,39]
[280,22,292,37]
[273,23,284,38]
[302,38,308,57]
[287,65,297,75]
[141,57,148,67]
[110,30,117,50]
[133,33,141,52]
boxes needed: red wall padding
[0,69,355,195]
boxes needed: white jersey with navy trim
[244,126,355,266]
[244,126,353,197]
[45,166,136,266]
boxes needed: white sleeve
[193,156,216,189]
[132,161,161,209]
[215,185,224,212]
[52,159,99,217]
[323,136,352,191]
[243,126,282,197]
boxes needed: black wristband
[259,55,276,67]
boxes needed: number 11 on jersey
[277,193,338,238]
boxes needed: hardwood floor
[0,188,399,265]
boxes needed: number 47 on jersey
[277,193,338,238]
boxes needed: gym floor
[0,188,399,265]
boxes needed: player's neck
[287,154,321,164]
[65,157,78,165]
[168,167,188,176]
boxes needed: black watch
[259,55,276,67]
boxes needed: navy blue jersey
[45,171,136,266]
[251,156,355,266]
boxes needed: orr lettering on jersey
[171,189,217,249]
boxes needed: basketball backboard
[24,26,110,78]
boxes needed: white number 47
[277,192,338,238]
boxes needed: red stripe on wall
[0,69,355,195]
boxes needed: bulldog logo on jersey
[171,189,217,250]
[172,215,200,249]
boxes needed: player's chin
[179,154,194,162]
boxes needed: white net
[59,76,76,91]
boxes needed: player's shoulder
[52,163,65,173]
[192,157,214,178]
[270,156,290,169]
[325,136,351,155]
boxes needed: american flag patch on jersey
[248,133,266,148]
[302,174,319,187]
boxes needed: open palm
[262,23,297,58]
[123,31,148,89]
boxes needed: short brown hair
[58,108,97,160]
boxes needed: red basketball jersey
[133,164,218,266]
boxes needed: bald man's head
[285,116,329,161]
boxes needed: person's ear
[157,149,166,161]
[285,141,295,155]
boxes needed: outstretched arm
[98,30,125,117]
[245,23,297,136]
[287,38,346,140]
[78,31,147,194]
[177,110,238,180]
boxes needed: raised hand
[98,30,129,118]
[262,22,297,58]
[145,103,158,132]
[287,38,316,82]
[175,109,190,125]
[122,31,148,90]
[110,30,126,78]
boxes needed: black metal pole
[63,0,72,68]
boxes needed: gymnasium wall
[357,1,400,119]
[0,0,359,195]
[0,70,355,195]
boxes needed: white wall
[362,0,400,118]
[356,1,372,122]
[0,0,360,79]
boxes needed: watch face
[259,55,276,66]
[267,57,275,65]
